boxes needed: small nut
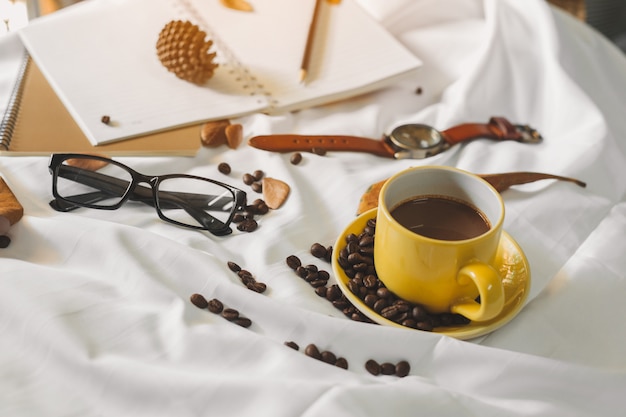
[225,124,243,149]
[200,120,231,147]
[262,177,290,209]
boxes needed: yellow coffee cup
[374,166,505,322]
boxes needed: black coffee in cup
[390,195,490,241]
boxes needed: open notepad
[17,0,422,146]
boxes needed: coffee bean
[218,162,231,175]
[310,243,327,259]
[248,282,267,293]
[284,341,299,350]
[227,261,241,272]
[251,182,262,193]
[290,152,302,165]
[314,286,328,297]
[320,350,337,365]
[365,359,381,376]
[381,362,396,375]
[304,343,322,360]
[101,115,110,124]
[190,293,208,309]
[0,235,11,248]
[395,360,411,377]
[325,285,342,301]
[207,298,224,314]
[286,255,302,270]
[242,173,255,185]
[222,308,239,321]
[237,218,258,232]
[252,170,264,181]
[234,317,252,328]
[335,357,349,369]
[232,213,245,223]
[311,147,327,156]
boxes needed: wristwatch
[247,117,542,159]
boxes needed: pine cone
[156,20,219,85]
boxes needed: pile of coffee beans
[336,217,470,330]
[242,169,265,193]
[227,261,268,293]
[285,253,373,323]
[190,293,252,328]
[284,341,349,370]
[364,358,410,377]
[284,340,411,377]
[231,198,270,233]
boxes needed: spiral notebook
[17,0,422,146]
[0,53,202,156]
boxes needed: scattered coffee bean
[222,308,239,321]
[415,86,423,95]
[285,255,302,270]
[311,147,327,156]
[251,182,262,193]
[237,218,258,232]
[304,343,322,360]
[252,170,264,181]
[320,350,337,365]
[242,173,255,185]
[227,261,241,272]
[310,242,327,259]
[380,362,396,375]
[290,152,302,165]
[365,359,381,376]
[234,317,252,328]
[395,360,411,378]
[218,162,231,175]
[101,115,111,125]
[335,357,349,369]
[0,235,10,248]
[190,293,209,309]
[207,298,224,314]
[284,341,299,350]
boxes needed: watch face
[389,124,443,150]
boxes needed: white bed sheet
[1,0,626,415]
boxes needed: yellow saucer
[331,208,531,340]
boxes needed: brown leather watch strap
[442,117,522,145]
[247,134,396,158]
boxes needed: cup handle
[450,262,505,322]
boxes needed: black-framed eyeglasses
[48,153,247,236]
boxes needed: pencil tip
[299,69,308,84]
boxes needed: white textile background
[1,0,626,415]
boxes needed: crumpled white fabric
[1,0,626,416]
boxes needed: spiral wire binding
[176,0,277,108]
[0,52,31,151]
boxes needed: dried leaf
[220,0,253,12]
[356,171,586,215]
[262,177,290,209]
